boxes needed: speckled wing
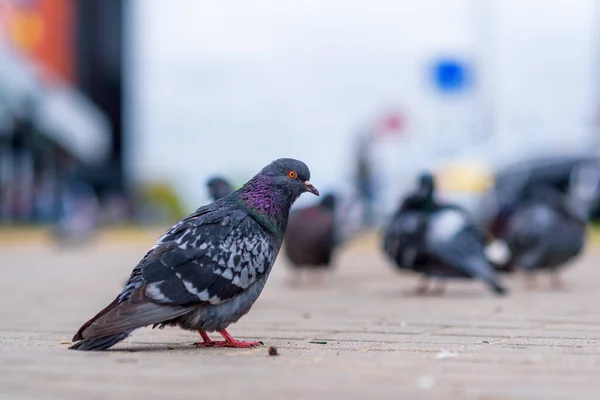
[131,204,277,307]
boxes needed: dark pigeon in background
[477,155,600,237]
[383,172,506,296]
[70,158,319,351]
[206,176,233,201]
[283,193,338,286]
[498,163,600,289]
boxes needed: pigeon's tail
[487,279,507,296]
[69,333,130,351]
[428,223,508,296]
[469,257,507,296]
[70,286,193,351]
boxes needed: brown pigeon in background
[283,193,338,286]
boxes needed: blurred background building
[1,0,600,229]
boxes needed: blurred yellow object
[8,10,44,52]
[435,161,494,193]
[140,182,187,221]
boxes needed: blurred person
[354,134,376,228]
[33,172,57,222]
[99,191,132,226]
[52,163,100,245]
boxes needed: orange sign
[0,0,75,83]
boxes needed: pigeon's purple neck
[237,175,295,239]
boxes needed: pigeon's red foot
[194,341,216,348]
[217,329,262,348]
[194,330,216,347]
[413,277,430,295]
[210,340,262,348]
[194,329,263,348]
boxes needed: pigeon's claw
[194,329,263,348]
[194,341,216,348]
[194,330,216,347]
[217,329,263,348]
[212,340,262,348]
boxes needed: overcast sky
[125,0,599,210]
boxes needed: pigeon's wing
[502,203,558,269]
[426,210,505,294]
[504,202,583,269]
[140,208,276,306]
[116,201,232,304]
[505,203,557,244]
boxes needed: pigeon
[382,172,506,296]
[206,176,233,201]
[70,158,319,351]
[498,164,600,289]
[283,193,338,286]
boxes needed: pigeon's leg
[522,271,537,290]
[413,276,430,295]
[308,270,327,287]
[549,271,565,290]
[430,278,447,295]
[205,330,262,348]
[287,269,303,288]
[194,330,216,347]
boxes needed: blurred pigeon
[70,158,319,351]
[498,163,600,289]
[206,176,233,201]
[383,172,506,296]
[382,172,440,276]
[478,155,600,236]
[283,193,338,286]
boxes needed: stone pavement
[1,231,599,400]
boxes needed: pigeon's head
[238,158,319,232]
[319,193,337,211]
[206,176,233,201]
[260,158,320,198]
[417,172,435,197]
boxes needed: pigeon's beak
[303,181,320,196]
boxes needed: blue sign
[433,59,469,94]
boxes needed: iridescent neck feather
[236,175,296,239]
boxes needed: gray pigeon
[383,173,506,295]
[70,158,319,351]
[283,193,338,286]
[206,176,233,201]
[499,164,600,289]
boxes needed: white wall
[124,0,598,212]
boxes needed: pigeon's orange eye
[288,170,297,179]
